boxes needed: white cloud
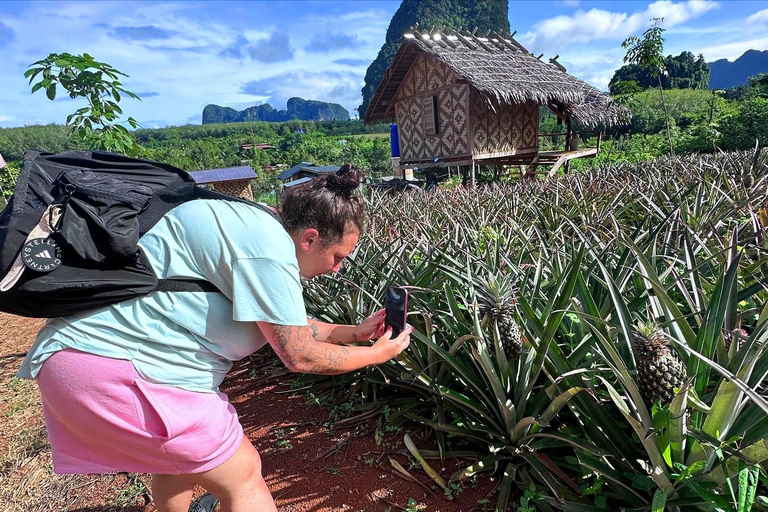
[587,76,611,90]
[747,8,768,25]
[0,115,14,122]
[700,37,768,61]
[557,0,581,7]
[523,0,719,52]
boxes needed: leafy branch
[25,52,146,157]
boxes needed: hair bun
[325,163,365,196]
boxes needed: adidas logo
[38,250,52,259]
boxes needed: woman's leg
[151,474,195,512]
[174,437,277,512]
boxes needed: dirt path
[0,313,497,511]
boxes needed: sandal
[188,492,219,512]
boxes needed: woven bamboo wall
[394,53,470,163]
[211,180,253,201]
[470,89,539,159]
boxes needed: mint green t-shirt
[17,199,307,393]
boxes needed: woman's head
[282,164,365,279]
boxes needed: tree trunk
[658,75,675,158]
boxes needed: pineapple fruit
[477,275,522,358]
[631,324,687,406]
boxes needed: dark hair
[281,163,366,245]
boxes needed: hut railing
[538,130,602,153]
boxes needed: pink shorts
[37,349,244,475]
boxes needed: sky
[1,0,767,129]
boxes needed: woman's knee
[194,439,268,497]
[236,443,264,482]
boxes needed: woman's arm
[257,321,410,375]
[307,318,359,345]
[306,310,387,345]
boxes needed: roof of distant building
[189,165,257,184]
[282,176,313,188]
[277,162,341,181]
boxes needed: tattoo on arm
[271,325,349,374]
[310,323,319,340]
[352,331,359,343]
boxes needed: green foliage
[359,0,509,116]
[0,124,85,162]
[623,88,716,134]
[590,72,768,163]
[0,160,19,206]
[25,52,145,157]
[748,73,768,99]
[610,51,709,94]
[719,97,768,150]
[133,119,387,144]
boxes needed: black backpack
[0,150,275,318]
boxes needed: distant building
[189,165,258,200]
[277,162,340,185]
[240,142,277,151]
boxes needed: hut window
[423,95,440,136]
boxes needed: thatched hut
[365,26,630,179]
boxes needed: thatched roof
[365,26,630,129]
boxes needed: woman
[17,164,412,512]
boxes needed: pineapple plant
[631,323,687,406]
[723,327,748,351]
[477,275,522,358]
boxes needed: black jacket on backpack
[0,150,273,318]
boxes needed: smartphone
[385,286,409,337]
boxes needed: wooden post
[470,160,476,186]
[565,117,573,151]
[596,131,602,154]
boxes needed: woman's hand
[372,325,413,362]
[354,309,387,341]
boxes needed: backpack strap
[155,278,220,293]
[191,187,282,223]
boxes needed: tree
[609,51,709,94]
[748,73,768,99]
[622,18,674,157]
[25,53,145,156]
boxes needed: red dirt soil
[0,313,498,512]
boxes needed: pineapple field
[301,149,768,511]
